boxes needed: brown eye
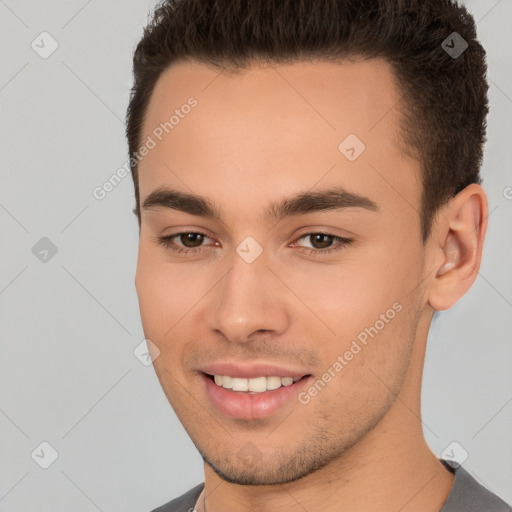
[308,234,336,249]
[157,231,214,254]
[179,233,206,248]
[295,232,353,255]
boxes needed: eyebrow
[141,185,379,224]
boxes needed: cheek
[135,250,200,347]
[281,246,416,336]
[282,242,420,377]
[135,254,200,402]
[306,298,417,430]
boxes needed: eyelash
[157,231,353,256]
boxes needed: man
[126,1,511,511]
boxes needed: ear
[427,184,488,311]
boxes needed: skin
[134,57,488,512]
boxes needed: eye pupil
[312,234,332,249]
[181,233,204,247]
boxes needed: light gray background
[1,1,511,511]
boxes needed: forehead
[138,58,421,226]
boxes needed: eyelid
[293,232,350,246]
[159,229,348,246]
[157,229,353,257]
[162,230,216,248]
[158,227,214,242]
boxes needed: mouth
[200,371,313,420]
[205,373,307,393]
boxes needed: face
[135,58,430,485]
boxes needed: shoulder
[149,482,205,512]
[440,462,511,512]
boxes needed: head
[128,0,489,485]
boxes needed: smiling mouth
[204,373,311,394]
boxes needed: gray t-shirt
[150,461,511,512]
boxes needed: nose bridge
[207,246,289,343]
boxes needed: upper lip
[200,362,310,379]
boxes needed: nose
[206,249,290,344]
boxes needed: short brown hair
[126,0,489,242]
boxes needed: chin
[197,439,352,486]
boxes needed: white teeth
[211,375,302,393]
[221,376,232,389]
[248,376,267,392]
[266,376,282,390]
[232,377,249,391]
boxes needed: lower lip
[201,373,312,420]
